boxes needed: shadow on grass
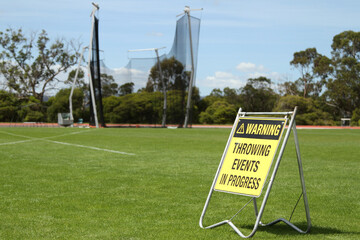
[261,224,347,235]
[233,222,360,236]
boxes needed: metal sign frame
[199,106,311,238]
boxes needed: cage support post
[69,46,87,125]
[155,48,167,127]
[87,3,100,128]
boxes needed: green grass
[0,127,359,239]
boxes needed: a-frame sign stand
[199,107,311,238]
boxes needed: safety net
[105,14,201,127]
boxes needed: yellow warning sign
[214,117,286,197]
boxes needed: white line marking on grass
[45,139,135,155]
[0,130,34,139]
[0,130,135,156]
[42,130,93,139]
[0,139,34,146]
[0,129,92,140]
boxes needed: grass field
[0,127,359,239]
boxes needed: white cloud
[106,67,149,91]
[247,71,284,83]
[199,71,247,89]
[236,62,284,82]
[236,62,265,72]
[197,62,288,95]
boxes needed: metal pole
[88,4,99,128]
[155,49,167,127]
[69,46,87,125]
[199,108,243,228]
[184,7,196,128]
[255,110,311,234]
[292,120,312,232]
[254,108,296,217]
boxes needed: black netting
[89,16,106,127]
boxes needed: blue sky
[1,0,360,96]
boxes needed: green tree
[47,88,84,122]
[16,96,46,122]
[278,80,302,96]
[351,108,360,126]
[199,100,236,124]
[324,31,360,117]
[101,73,119,97]
[102,95,122,123]
[290,48,326,98]
[189,87,201,123]
[147,56,189,92]
[102,88,200,125]
[274,95,335,125]
[198,87,241,121]
[66,68,87,90]
[119,82,134,96]
[223,87,240,106]
[240,77,278,112]
[0,28,80,103]
[114,91,162,124]
[200,89,221,106]
[209,88,223,97]
[0,90,18,122]
[147,57,190,125]
[198,88,224,113]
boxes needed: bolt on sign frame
[199,106,311,238]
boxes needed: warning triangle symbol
[237,123,245,134]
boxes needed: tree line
[0,28,360,126]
